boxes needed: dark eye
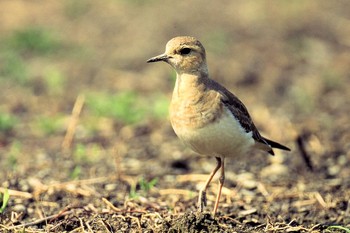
[179,48,191,55]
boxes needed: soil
[0,1,349,232]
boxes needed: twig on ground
[62,94,85,152]
[114,143,127,180]
[6,209,75,230]
[313,192,328,208]
[99,219,113,233]
[102,197,147,214]
[33,176,114,198]
[296,131,314,171]
[0,187,32,199]
[128,215,142,230]
[85,219,94,233]
[102,197,122,212]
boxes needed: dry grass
[1,1,349,232]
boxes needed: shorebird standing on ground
[147,36,290,216]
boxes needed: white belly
[172,108,255,157]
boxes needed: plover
[147,36,290,216]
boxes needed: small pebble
[27,207,35,214]
[260,164,289,181]
[328,165,340,176]
[19,180,30,192]
[105,183,118,191]
[13,204,26,213]
[241,180,257,190]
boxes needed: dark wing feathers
[218,87,268,142]
[211,80,290,154]
[263,137,291,151]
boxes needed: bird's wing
[213,83,274,154]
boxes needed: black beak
[147,54,169,63]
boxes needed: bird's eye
[179,48,191,55]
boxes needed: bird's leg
[213,156,225,216]
[198,157,221,213]
[213,157,225,216]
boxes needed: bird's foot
[197,190,207,212]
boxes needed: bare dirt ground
[0,1,349,232]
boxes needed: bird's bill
[147,54,169,63]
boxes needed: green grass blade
[327,226,350,233]
[0,189,10,213]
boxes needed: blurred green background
[0,1,349,230]
[0,0,349,181]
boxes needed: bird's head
[147,36,208,75]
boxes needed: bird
[147,36,290,216]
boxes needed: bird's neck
[173,72,209,99]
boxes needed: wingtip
[263,138,291,152]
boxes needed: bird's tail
[264,138,291,151]
[255,137,290,156]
